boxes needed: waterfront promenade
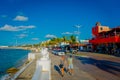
[50,52,95,80]
[16,51,120,80]
[16,53,40,80]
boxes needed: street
[50,51,120,80]
[74,52,120,80]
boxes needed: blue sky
[0,0,120,46]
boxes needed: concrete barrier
[32,59,51,80]
[32,48,51,80]
[28,53,35,61]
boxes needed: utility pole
[74,25,81,50]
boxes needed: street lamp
[74,25,81,50]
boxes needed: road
[50,51,120,80]
[73,52,120,80]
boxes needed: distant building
[0,46,8,48]
[80,40,89,44]
[89,22,120,54]
[79,40,90,51]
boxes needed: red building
[89,22,120,54]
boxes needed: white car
[56,50,65,56]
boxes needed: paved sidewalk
[16,60,36,80]
[50,53,96,80]
[16,53,40,80]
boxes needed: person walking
[64,55,68,73]
[68,55,73,75]
[59,55,65,77]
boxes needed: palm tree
[48,38,60,46]
[70,35,77,44]
[62,36,67,42]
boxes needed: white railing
[28,53,35,61]
[32,59,51,80]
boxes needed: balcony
[89,35,120,44]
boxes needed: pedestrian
[64,55,68,73]
[68,55,73,75]
[59,55,65,77]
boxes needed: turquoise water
[0,48,30,78]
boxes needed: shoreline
[0,57,29,80]
[0,49,32,80]
[0,56,30,80]
[0,46,34,50]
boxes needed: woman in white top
[68,55,73,75]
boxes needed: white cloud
[0,24,35,31]
[74,31,80,34]
[62,32,73,35]
[45,34,57,38]
[32,38,39,40]
[13,15,28,21]
[17,34,28,39]
[0,24,18,31]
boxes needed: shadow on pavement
[75,56,120,76]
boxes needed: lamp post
[74,25,81,50]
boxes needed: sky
[0,0,120,46]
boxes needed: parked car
[70,49,78,54]
[52,50,57,55]
[115,48,120,54]
[56,50,65,56]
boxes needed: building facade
[89,22,120,54]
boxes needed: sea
[0,48,30,79]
